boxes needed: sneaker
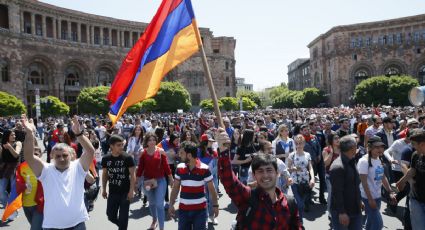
[210,217,218,225]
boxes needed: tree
[354,75,419,106]
[297,88,326,108]
[127,102,143,114]
[0,91,26,116]
[268,85,289,101]
[242,97,257,111]
[199,99,223,111]
[237,90,262,108]
[272,90,301,109]
[140,98,157,112]
[36,96,69,116]
[153,82,191,112]
[219,97,238,111]
[77,86,110,114]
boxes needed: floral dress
[289,151,311,185]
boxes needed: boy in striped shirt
[168,141,219,230]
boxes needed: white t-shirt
[38,160,89,228]
[95,125,107,141]
[357,155,384,199]
[289,152,311,184]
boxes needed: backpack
[236,189,298,230]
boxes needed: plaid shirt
[218,150,302,230]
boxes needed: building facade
[287,58,310,91]
[236,77,253,92]
[306,14,425,105]
[0,0,236,115]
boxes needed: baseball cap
[368,136,386,147]
[200,134,215,142]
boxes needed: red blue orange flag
[2,179,22,222]
[107,0,202,124]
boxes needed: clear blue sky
[41,0,425,91]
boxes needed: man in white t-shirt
[22,115,95,230]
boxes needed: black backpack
[236,188,298,230]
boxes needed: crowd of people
[0,105,424,230]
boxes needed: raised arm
[72,116,95,171]
[22,114,44,177]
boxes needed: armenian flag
[107,0,202,124]
[1,180,22,222]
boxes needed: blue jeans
[143,177,166,230]
[291,184,307,224]
[239,167,249,185]
[325,175,332,215]
[0,175,16,206]
[330,211,362,230]
[23,206,43,230]
[178,209,208,230]
[210,158,218,192]
[409,198,425,230]
[43,222,86,230]
[362,198,383,230]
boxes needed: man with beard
[168,141,218,230]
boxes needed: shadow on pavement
[223,202,238,214]
[129,206,151,219]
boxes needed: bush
[242,97,257,111]
[297,88,326,108]
[140,98,157,112]
[354,75,419,106]
[200,99,223,111]
[77,86,110,114]
[219,97,238,111]
[35,96,69,116]
[0,91,26,116]
[272,90,301,108]
[153,82,191,112]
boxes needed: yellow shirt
[19,165,38,207]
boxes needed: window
[226,92,230,97]
[213,49,220,54]
[94,27,100,45]
[366,37,371,47]
[225,62,229,70]
[385,66,401,76]
[396,33,402,44]
[388,34,393,45]
[357,37,363,48]
[414,32,420,42]
[103,28,109,45]
[354,69,369,85]
[28,63,47,85]
[61,21,68,40]
[350,38,356,48]
[1,61,9,82]
[97,67,113,86]
[24,12,31,34]
[225,77,229,86]
[0,5,8,29]
[383,35,387,45]
[35,15,42,36]
[65,66,81,86]
[353,54,357,61]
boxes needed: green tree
[354,75,419,106]
[297,88,326,108]
[127,102,143,114]
[0,91,26,116]
[219,97,238,111]
[272,90,301,108]
[242,97,257,111]
[36,96,69,116]
[140,98,157,112]
[77,86,110,114]
[153,82,191,112]
[237,90,262,108]
[268,85,289,101]
[199,99,223,111]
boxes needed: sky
[40,0,425,91]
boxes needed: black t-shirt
[236,145,257,168]
[410,152,425,203]
[101,153,135,194]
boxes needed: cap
[409,128,425,143]
[200,134,215,142]
[368,136,386,147]
[407,118,419,126]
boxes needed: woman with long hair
[230,128,241,176]
[0,129,22,208]
[322,133,341,216]
[157,132,180,208]
[272,124,295,162]
[232,129,257,184]
[287,134,315,226]
[181,130,198,145]
[127,125,144,165]
[137,132,173,230]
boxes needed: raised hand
[21,114,34,132]
[71,115,83,135]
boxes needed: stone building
[0,0,236,115]
[301,14,425,105]
[236,77,253,92]
[287,58,310,91]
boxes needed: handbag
[142,148,162,190]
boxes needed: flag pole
[193,23,224,128]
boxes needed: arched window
[354,69,369,85]
[65,66,81,86]
[97,67,113,86]
[314,72,320,87]
[0,4,9,29]
[385,66,401,76]
[28,62,47,85]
